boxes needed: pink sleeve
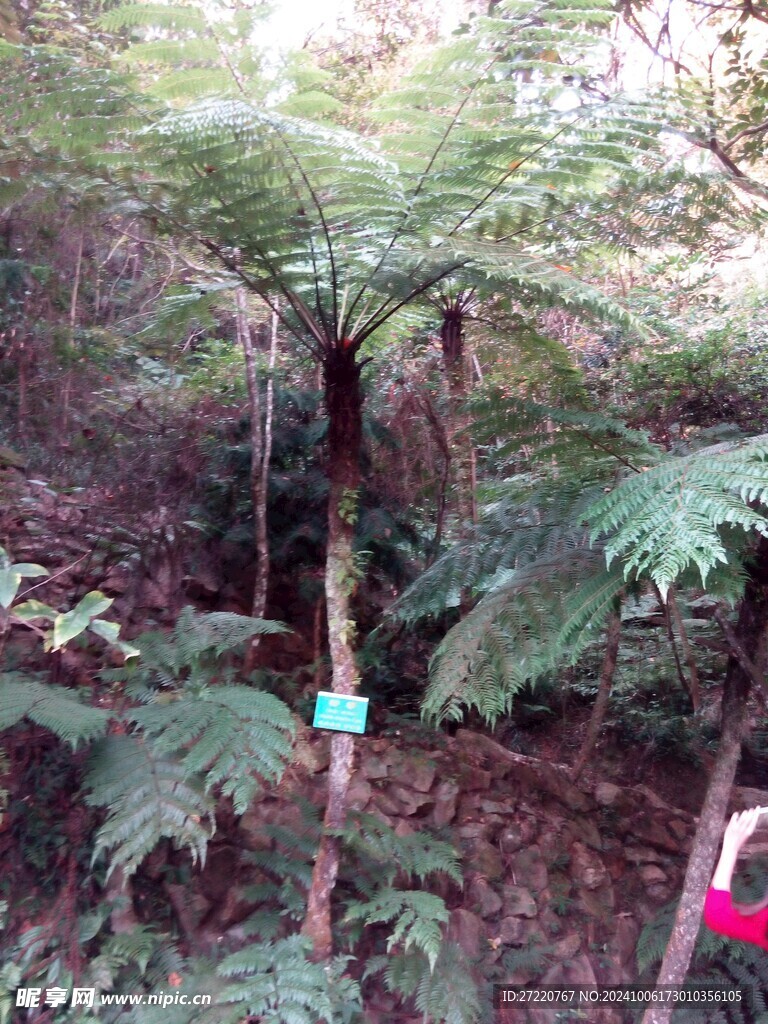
[704,887,768,950]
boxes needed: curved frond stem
[208,21,247,97]
[355,259,469,345]
[265,123,340,333]
[566,426,643,473]
[342,63,495,334]
[493,202,581,243]
[447,108,595,238]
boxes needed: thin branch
[654,583,695,706]
[668,587,701,711]
[16,554,90,600]
[714,606,768,703]
[722,116,768,152]
[571,604,622,781]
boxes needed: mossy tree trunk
[301,347,363,961]
[642,535,768,1024]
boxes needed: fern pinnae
[0,674,108,747]
[86,734,215,877]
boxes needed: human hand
[722,807,762,856]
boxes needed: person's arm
[711,808,761,891]
[704,808,768,948]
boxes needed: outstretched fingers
[723,807,763,854]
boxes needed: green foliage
[623,324,768,434]
[87,608,295,871]
[345,888,449,970]
[85,733,215,876]
[0,546,47,608]
[215,936,361,1024]
[341,809,462,889]
[398,392,768,724]
[132,684,294,814]
[367,942,483,1024]
[0,673,108,747]
[590,434,768,599]
[0,546,137,656]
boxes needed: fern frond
[344,889,449,971]
[85,735,215,876]
[589,435,768,598]
[422,548,623,724]
[367,943,483,1024]
[129,686,294,814]
[0,674,108,747]
[216,936,358,1024]
[341,810,462,887]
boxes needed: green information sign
[313,691,369,734]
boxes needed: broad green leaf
[0,571,20,610]
[89,618,140,659]
[53,591,114,650]
[12,600,56,621]
[88,618,120,642]
[73,591,114,619]
[11,564,49,578]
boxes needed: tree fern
[85,734,215,876]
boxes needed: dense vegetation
[2,0,768,1020]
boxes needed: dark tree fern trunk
[642,536,768,1024]
[301,348,363,961]
[441,305,476,529]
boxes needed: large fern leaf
[589,434,768,598]
[85,734,215,876]
[344,889,449,971]
[131,685,295,814]
[0,673,108,747]
[216,936,359,1024]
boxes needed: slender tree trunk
[441,307,476,529]
[17,333,28,435]
[61,228,84,439]
[641,536,768,1024]
[237,291,277,669]
[669,587,701,711]
[571,605,622,781]
[301,347,363,961]
[254,307,277,618]
[417,388,450,565]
